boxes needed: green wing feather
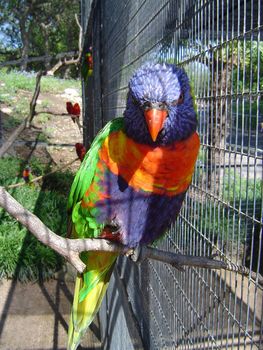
[68,117,124,215]
[67,118,123,350]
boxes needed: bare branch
[1,186,261,285]
[47,14,83,76]
[0,186,129,273]
[0,119,28,158]
[75,14,83,60]
[6,157,79,189]
[35,111,69,116]
[0,51,78,68]
[46,59,64,76]
[28,71,44,124]
[0,71,43,158]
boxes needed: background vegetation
[0,157,74,281]
[0,69,79,281]
[0,0,80,76]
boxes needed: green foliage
[223,169,262,203]
[41,170,74,197]
[196,169,262,245]
[231,100,263,129]
[230,40,263,93]
[0,0,80,75]
[0,157,73,282]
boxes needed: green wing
[67,120,122,350]
[67,117,124,238]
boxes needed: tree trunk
[40,23,52,70]
[19,16,30,71]
[207,53,231,195]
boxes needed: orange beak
[144,109,168,142]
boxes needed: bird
[75,143,86,162]
[66,102,81,131]
[67,62,200,349]
[81,47,93,80]
[22,165,32,184]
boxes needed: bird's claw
[129,245,146,263]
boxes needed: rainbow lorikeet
[75,143,86,162]
[66,102,81,117]
[67,63,200,349]
[22,165,32,184]
[66,102,81,131]
[81,47,93,80]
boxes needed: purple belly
[95,172,186,247]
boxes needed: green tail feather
[67,252,117,350]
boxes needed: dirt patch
[1,88,83,173]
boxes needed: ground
[0,86,101,349]
[1,87,83,172]
[0,269,101,350]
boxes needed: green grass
[223,169,262,203]
[2,115,21,130]
[0,157,74,282]
[36,113,51,124]
[0,68,80,95]
[192,166,262,245]
[231,100,263,129]
[41,99,50,108]
[0,69,79,282]
[41,75,81,94]
[0,68,80,130]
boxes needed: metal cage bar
[81,0,263,348]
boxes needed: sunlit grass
[0,156,74,281]
[0,68,80,94]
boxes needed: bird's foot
[128,245,146,263]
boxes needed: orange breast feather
[99,130,200,196]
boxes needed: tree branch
[75,14,83,61]
[28,70,43,124]
[47,14,82,76]
[0,71,43,158]
[6,157,79,189]
[0,22,82,158]
[0,186,129,273]
[0,51,78,68]
[1,186,261,285]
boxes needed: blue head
[124,62,197,145]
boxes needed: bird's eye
[177,93,184,105]
[143,101,152,110]
[171,93,184,107]
[131,95,139,105]
[158,102,167,109]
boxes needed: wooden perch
[0,186,129,273]
[1,186,261,285]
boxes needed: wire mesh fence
[81,0,263,349]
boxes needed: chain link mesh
[81,1,263,348]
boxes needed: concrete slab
[0,278,101,350]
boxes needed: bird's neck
[98,130,200,196]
